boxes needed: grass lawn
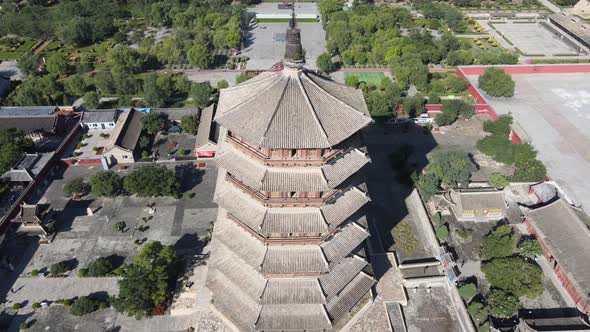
[344,72,385,87]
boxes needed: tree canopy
[428,150,477,187]
[90,171,122,197]
[482,257,544,298]
[180,115,200,135]
[141,112,167,135]
[518,238,542,258]
[480,225,516,260]
[190,83,212,108]
[487,289,520,318]
[112,241,179,319]
[0,128,33,174]
[123,165,179,197]
[478,67,515,97]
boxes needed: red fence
[458,64,590,76]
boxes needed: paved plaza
[493,23,575,55]
[469,72,590,213]
[243,3,325,70]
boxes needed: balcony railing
[226,173,338,207]
[226,133,359,167]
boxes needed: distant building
[571,0,590,19]
[525,199,590,314]
[81,109,118,131]
[448,188,507,222]
[194,104,219,158]
[102,108,145,165]
[11,204,49,239]
[1,153,54,185]
[549,13,590,50]
[0,106,66,142]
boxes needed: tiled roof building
[206,18,375,331]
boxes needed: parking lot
[243,3,325,69]
[1,162,218,307]
[493,22,575,55]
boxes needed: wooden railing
[225,173,338,207]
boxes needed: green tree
[64,74,87,97]
[478,67,515,97]
[458,282,478,302]
[90,171,122,197]
[0,128,33,174]
[217,80,229,90]
[46,55,68,76]
[9,75,65,106]
[402,94,425,118]
[435,107,458,127]
[70,296,98,316]
[180,115,199,135]
[468,301,489,324]
[191,83,212,108]
[316,53,335,73]
[442,99,474,119]
[106,46,142,75]
[141,112,167,135]
[143,73,166,107]
[482,257,544,298]
[416,172,441,201]
[344,75,359,88]
[112,241,179,318]
[518,239,542,259]
[64,177,87,197]
[428,151,477,187]
[488,173,509,188]
[187,44,212,69]
[487,288,521,318]
[481,225,516,260]
[17,52,40,76]
[123,165,179,197]
[87,257,114,277]
[436,224,449,242]
[84,91,100,110]
[50,261,69,276]
[367,92,393,118]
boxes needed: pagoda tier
[207,65,374,331]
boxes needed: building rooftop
[155,107,199,122]
[0,116,60,135]
[0,106,57,117]
[195,104,217,150]
[215,67,371,149]
[527,199,590,305]
[105,108,145,152]
[81,109,118,123]
[450,188,507,214]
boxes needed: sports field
[344,72,386,87]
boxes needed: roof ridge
[301,72,370,117]
[294,71,331,147]
[260,75,291,146]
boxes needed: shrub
[432,211,442,224]
[19,322,29,330]
[392,221,418,255]
[183,192,194,199]
[32,302,40,310]
[344,75,359,88]
[31,269,39,277]
[64,177,87,197]
[123,165,179,197]
[13,303,21,310]
[70,296,99,316]
[481,225,516,260]
[178,149,187,156]
[478,67,515,97]
[99,302,108,310]
[236,72,258,84]
[63,299,73,306]
[436,224,449,242]
[141,150,149,158]
[429,93,441,104]
[482,257,544,298]
[88,257,114,277]
[78,268,89,277]
[217,80,229,90]
[458,282,478,302]
[479,321,490,332]
[488,173,509,188]
[50,261,68,276]
[435,107,458,126]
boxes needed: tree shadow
[175,164,204,192]
[172,233,204,257]
[53,199,94,233]
[105,254,125,269]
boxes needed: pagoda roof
[215,67,371,149]
[215,177,370,236]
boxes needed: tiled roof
[319,255,368,301]
[261,279,325,304]
[105,109,144,152]
[215,68,370,149]
[326,272,375,322]
[255,304,332,331]
[262,246,329,274]
[321,221,368,264]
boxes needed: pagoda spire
[284,1,304,64]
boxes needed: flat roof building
[549,13,590,50]
[449,188,507,222]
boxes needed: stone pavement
[6,277,120,306]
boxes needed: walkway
[6,277,120,305]
[538,0,561,13]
